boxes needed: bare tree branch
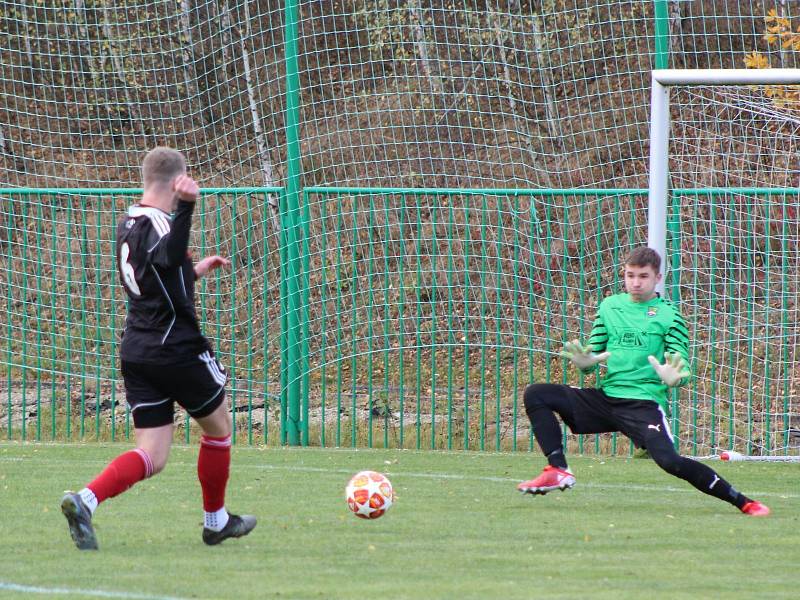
[408,1,442,96]
[101,6,151,143]
[237,0,280,231]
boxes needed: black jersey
[116,200,211,364]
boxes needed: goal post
[648,68,800,460]
[648,68,800,293]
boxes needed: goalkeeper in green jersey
[517,247,769,516]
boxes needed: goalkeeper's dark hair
[625,247,661,271]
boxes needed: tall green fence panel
[299,188,650,452]
[669,190,800,457]
[0,189,284,444]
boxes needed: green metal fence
[1,186,796,456]
[0,188,284,445]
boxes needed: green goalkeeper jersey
[587,293,690,412]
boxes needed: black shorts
[542,385,673,449]
[121,350,227,428]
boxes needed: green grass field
[0,443,797,600]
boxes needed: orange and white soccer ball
[345,470,394,519]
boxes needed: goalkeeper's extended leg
[646,432,769,516]
[518,384,576,494]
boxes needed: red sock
[87,449,153,503]
[198,435,231,511]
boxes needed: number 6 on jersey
[119,242,141,296]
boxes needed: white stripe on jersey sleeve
[129,205,172,239]
[150,213,171,238]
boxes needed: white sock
[204,507,229,532]
[78,488,98,514]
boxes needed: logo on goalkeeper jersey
[619,330,645,347]
[647,307,658,317]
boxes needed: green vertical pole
[493,195,502,452]
[5,197,14,440]
[653,0,670,70]
[50,200,59,440]
[763,192,772,454]
[19,197,29,441]
[333,195,345,447]
[319,192,329,447]
[263,192,274,445]
[479,195,488,451]
[79,195,89,439]
[445,201,456,450]
[708,195,718,453]
[462,205,471,450]
[382,193,392,449]
[780,197,790,453]
[745,196,756,455]
[349,206,359,448]
[725,198,736,450]
[689,197,699,455]
[94,200,103,440]
[65,201,74,439]
[245,193,255,445]
[577,197,586,455]
[429,197,438,449]
[366,196,376,448]
[414,201,423,449]
[511,194,522,451]
[282,0,303,445]
[301,190,311,446]
[398,194,407,448]
[229,196,238,445]
[35,196,45,441]
[559,195,568,451]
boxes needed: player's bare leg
[195,401,257,544]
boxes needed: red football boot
[517,465,576,495]
[740,501,770,516]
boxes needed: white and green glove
[562,340,611,372]
[647,352,690,387]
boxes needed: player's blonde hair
[142,147,186,189]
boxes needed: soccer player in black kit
[61,147,256,549]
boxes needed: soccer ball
[345,470,394,519]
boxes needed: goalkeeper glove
[647,352,690,387]
[561,340,611,372]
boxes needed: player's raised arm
[148,174,199,268]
